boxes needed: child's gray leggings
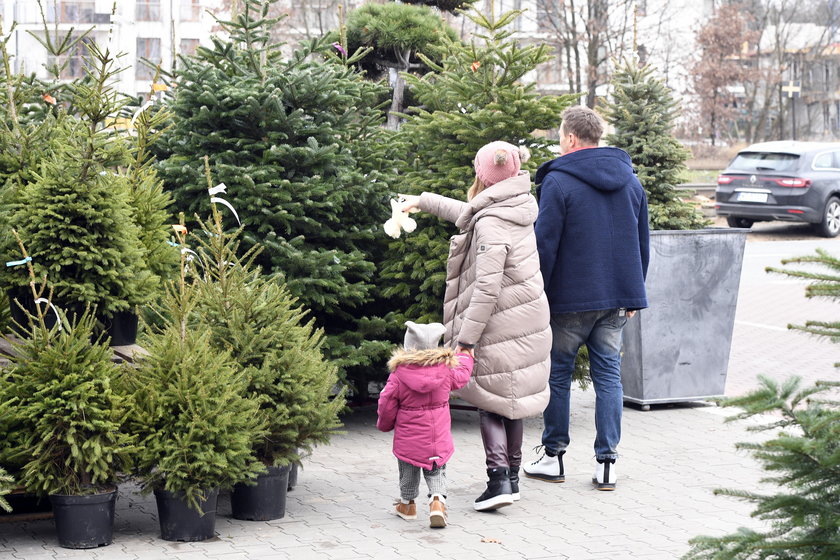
[398,459,446,501]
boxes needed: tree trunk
[387,72,405,131]
[386,48,411,131]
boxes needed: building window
[136,0,161,21]
[136,38,162,80]
[46,1,96,23]
[181,0,201,21]
[47,36,92,79]
[180,38,200,56]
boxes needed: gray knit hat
[403,321,446,350]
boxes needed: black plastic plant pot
[287,462,299,492]
[231,465,290,521]
[102,310,138,346]
[153,487,219,542]
[49,487,117,549]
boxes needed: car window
[813,151,836,169]
[728,152,800,172]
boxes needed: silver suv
[715,141,840,237]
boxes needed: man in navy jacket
[523,106,649,491]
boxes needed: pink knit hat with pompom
[473,141,530,187]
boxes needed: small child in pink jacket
[377,321,473,528]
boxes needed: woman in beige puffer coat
[400,141,551,512]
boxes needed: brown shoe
[429,496,446,528]
[395,500,417,520]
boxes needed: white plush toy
[383,198,418,238]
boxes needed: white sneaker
[592,459,616,491]
[522,447,565,483]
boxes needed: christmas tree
[344,2,457,129]
[191,162,345,466]
[1,233,134,496]
[685,250,840,559]
[380,6,576,322]
[602,58,707,230]
[4,310,133,496]
[155,0,397,393]
[0,32,170,321]
[123,226,266,512]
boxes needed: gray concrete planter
[620,229,748,409]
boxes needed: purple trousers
[479,409,523,470]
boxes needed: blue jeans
[541,309,627,460]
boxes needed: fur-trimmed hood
[387,347,460,395]
[388,347,459,371]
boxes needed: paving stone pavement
[1,234,838,560]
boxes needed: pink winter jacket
[377,347,474,470]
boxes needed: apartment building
[1,0,217,96]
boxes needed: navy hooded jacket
[534,146,649,314]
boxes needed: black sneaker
[474,467,513,511]
[510,467,520,501]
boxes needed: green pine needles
[0,466,12,511]
[683,377,840,559]
[685,251,840,559]
[767,249,840,344]
[381,6,576,322]
[603,59,707,231]
[192,195,345,467]
[0,38,170,318]
[155,0,395,384]
[6,114,151,315]
[124,226,266,513]
[2,309,134,496]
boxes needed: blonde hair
[467,176,487,201]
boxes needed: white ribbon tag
[33,298,63,331]
[210,196,241,225]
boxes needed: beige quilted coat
[419,173,551,419]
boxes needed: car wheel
[726,217,754,229]
[815,196,840,238]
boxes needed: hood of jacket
[535,147,636,193]
[456,173,537,231]
[387,347,459,393]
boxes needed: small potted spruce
[191,162,345,520]
[0,39,168,344]
[0,235,134,548]
[601,58,747,409]
[121,224,266,541]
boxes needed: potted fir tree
[602,59,747,409]
[0,36,170,345]
[191,166,345,520]
[122,227,266,541]
[1,239,133,548]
